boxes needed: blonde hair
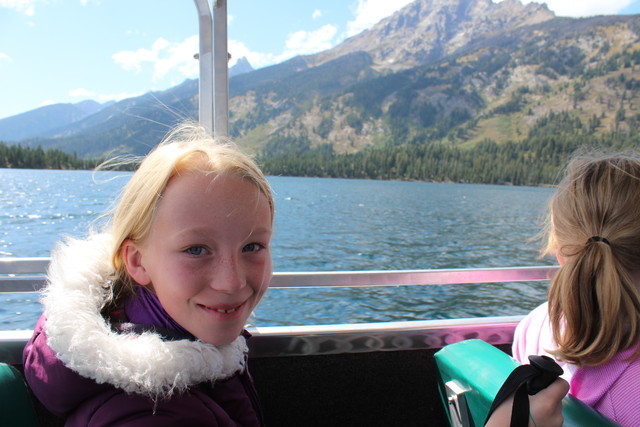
[544,150,640,366]
[105,122,273,303]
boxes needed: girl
[513,151,640,426]
[23,123,273,426]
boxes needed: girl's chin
[194,323,249,346]
[199,333,242,346]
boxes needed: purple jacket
[22,234,264,426]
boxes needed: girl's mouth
[215,307,237,314]
[198,301,245,315]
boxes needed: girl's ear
[122,240,151,286]
[556,252,565,266]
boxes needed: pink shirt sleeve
[512,302,574,381]
[512,302,555,361]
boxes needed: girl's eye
[242,243,264,253]
[185,246,207,256]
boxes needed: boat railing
[0,257,557,291]
[0,257,558,362]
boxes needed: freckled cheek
[255,282,269,300]
[169,269,210,298]
[253,261,272,297]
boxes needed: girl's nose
[209,256,245,293]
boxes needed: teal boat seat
[0,362,38,427]
[434,339,620,427]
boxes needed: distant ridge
[0,100,112,141]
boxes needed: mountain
[0,58,252,152]
[0,100,112,142]
[229,57,254,77]
[24,79,199,157]
[7,0,557,156]
[309,0,554,71]
[4,0,640,184]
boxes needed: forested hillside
[260,111,640,185]
[0,142,102,169]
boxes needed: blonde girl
[513,151,640,426]
[23,123,273,426]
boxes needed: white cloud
[112,36,199,81]
[276,24,338,61]
[154,36,198,79]
[39,99,56,107]
[96,91,143,103]
[68,87,143,103]
[0,0,36,15]
[346,0,413,37]
[500,0,635,17]
[69,88,95,97]
[228,39,275,68]
[0,52,11,62]
[229,24,338,69]
[312,9,323,20]
[112,39,167,74]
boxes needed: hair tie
[587,236,611,246]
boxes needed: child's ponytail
[544,151,640,366]
[549,237,640,365]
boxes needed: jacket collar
[42,233,248,400]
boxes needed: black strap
[484,355,563,426]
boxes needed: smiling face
[122,171,273,346]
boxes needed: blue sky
[1,0,640,120]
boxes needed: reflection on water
[0,169,556,328]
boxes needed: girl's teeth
[216,308,236,314]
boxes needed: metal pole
[213,0,229,137]
[193,0,213,134]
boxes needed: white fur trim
[42,234,247,400]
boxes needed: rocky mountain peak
[229,56,254,77]
[312,0,555,70]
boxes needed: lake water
[0,168,556,329]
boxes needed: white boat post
[193,0,229,137]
